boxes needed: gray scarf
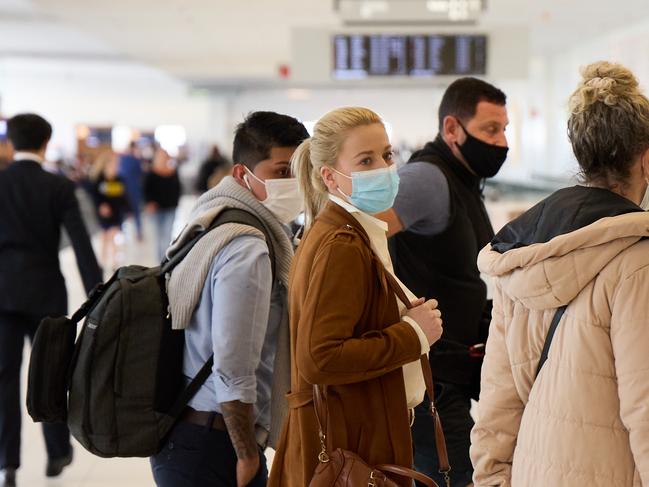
[166,176,293,447]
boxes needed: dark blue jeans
[413,382,474,487]
[150,420,268,487]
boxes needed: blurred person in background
[471,61,649,487]
[0,123,10,170]
[377,77,509,487]
[90,151,130,271]
[0,141,11,171]
[119,141,145,240]
[195,144,231,193]
[144,147,181,262]
[269,107,443,487]
[0,114,102,486]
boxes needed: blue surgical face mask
[333,164,400,214]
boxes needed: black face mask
[455,121,509,178]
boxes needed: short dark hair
[232,111,309,169]
[7,113,52,151]
[438,77,507,129]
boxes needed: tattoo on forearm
[221,401,257,460]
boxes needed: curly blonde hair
[568,61,649,188]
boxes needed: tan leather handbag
[309,267,451,487]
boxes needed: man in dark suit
[0,114,103,486]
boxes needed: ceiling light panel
[337,0,485,24]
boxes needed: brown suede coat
[268,202,423,487]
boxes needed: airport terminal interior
[2,1,649,486]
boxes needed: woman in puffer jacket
[470,61,649,487]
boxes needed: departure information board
[332,34,487,79]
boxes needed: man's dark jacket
[390,136,493,392]
[0,159,102,317]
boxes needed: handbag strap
[312,381,330,464]
[375,464,438,487]
[535,305,568,378]
[382,270,452,479]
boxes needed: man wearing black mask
[377,77,509,487]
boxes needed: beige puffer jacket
[471,208,649,487]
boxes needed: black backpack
[27,208,275,458]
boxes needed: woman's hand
[406,298,443,345]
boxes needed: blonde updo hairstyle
[291,107,383,226]
[568,61,649,189]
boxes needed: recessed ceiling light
[360,0,390,19]
[426,0,483,21]
[426,0,449,13]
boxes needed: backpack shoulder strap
[535,305,568,378]
[162,208,276,279]
[68,272,121,325]
[210,208,276,279]
[168,355,215,419]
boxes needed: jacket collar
[414,135,482,192]
[9,159,42,171]
[479,206,649,310]
[328,194,389,232]
[491,185,643,253]
[316,200,373,248]
[13,151,44,164]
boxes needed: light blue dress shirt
[183,234,283,431]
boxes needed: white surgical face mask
[244,168,304,224]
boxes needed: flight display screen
[333,34,487,79]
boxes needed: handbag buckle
[439,467,452,487]
[368,470,378,487]
[318,431,329,463]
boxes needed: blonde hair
[89,150,116,181]
[568,61,649,188]
[292,107,383,226]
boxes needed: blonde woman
[268,107,444,487]
[144,148,180,262]
[89,150,129,270]
[471,62,649,486]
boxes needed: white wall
[0,56,565,188]
[0,57,225,161]
[220,78,535,184]
[228,86,440,148]
[222,14,649,188]
[0,55,537,184]
[541,17,649,181]
[7,14,649,190]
